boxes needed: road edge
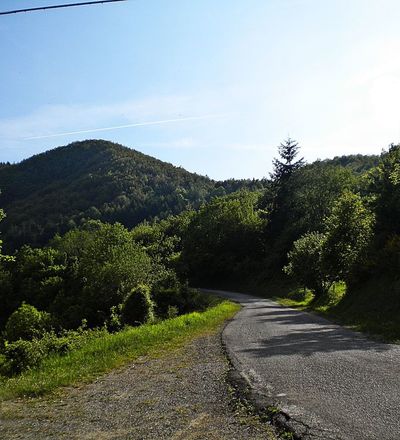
[221,322,311,440]
[202,288,343,440]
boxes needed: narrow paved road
[204,289,400,440]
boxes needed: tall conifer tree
[271,138,305,183]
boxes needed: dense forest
[320,154,380,174]
[0,140,267,251]
[0,138,398,376]
[180,140,400,339]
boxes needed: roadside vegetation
[0,301,239,400]
[0,203,232,384]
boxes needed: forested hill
[321,154,380,174]
[0,140,266,250]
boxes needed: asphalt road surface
[203,289,400,440]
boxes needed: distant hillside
[0,140,266,250]
[321,154,379,174]
[0,141,380,251]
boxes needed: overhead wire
[0,0,128,16]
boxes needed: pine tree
[270,138,305,182]
[262,139,305,268]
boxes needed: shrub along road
[203,289,400,440]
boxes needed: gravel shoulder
[0,330,275,440]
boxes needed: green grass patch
[274,282,346,312]
[0,301,240,401]
[274,287,314,309]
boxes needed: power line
[0,0,128,16]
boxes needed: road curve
[203,289,400,440]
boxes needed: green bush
[1,334,71,376]
[121,285,155,326]
[179,285,217,312]
[40,332,75,355]
[2,339,45,374]
[4,303,52,342]
[153,285,219,319]
[0,327,108,376]
[153,287,186,318]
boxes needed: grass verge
[0,301,240,401]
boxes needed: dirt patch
[0,332,276,439]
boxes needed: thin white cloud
[0,93,233,143]
[23,114,227,140]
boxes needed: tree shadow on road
[239,306,395,357]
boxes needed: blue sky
[1,0,400,179]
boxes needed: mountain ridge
[0,139,378,251]
[0,139,265,250]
